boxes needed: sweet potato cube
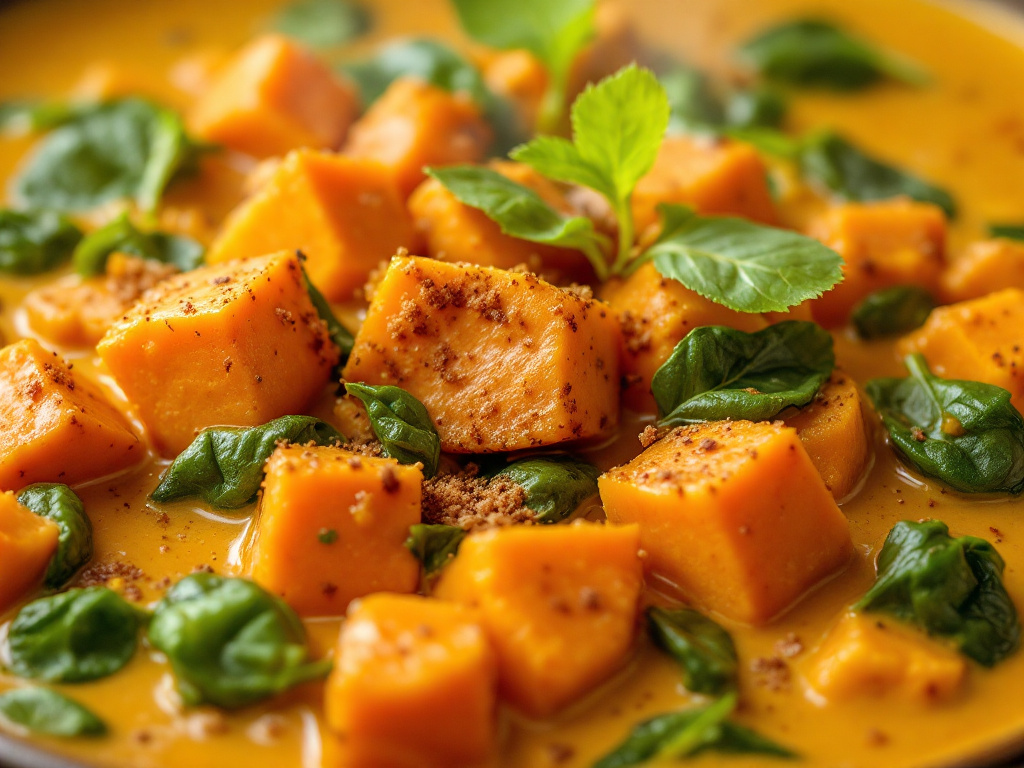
[631,135,778,236]
[434,523,642,717]
[479,50,547,132]
[942,239,1024,303]
[207,150,417,301]
[898,288,1024,412]
[343,255,621,453]
[808,200,946,328]
[600,262,769,412]
[188,35,357,159]
[0,491,59,611]
[408,160,593,283]
[343,78,492,198]
[325,594,497,768]
[783,370,871,502]
[599,421,853,624]
[0,339,141,491]
[97,251,337,456]
[802,612,966,704]
[244,445,420,616]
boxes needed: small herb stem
[657,693,738,759]
[611,196,636,275]
[537,78,567,135]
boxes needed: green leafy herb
[317,528,338,545]
[737,18,927,91]
[148,573,330,708]
[865,354,1024,494]
[725,86,787,131]
[0,688,106,737]
[593,693,796,768]
[0,100,90,134]
[647,607,738,696]
[652,321,834,426]
[301,262,354,366]
[491,455,600,523]
[799,131,956,218]
[404,524,467,576]
[272,0,371,48]
[426,165,609,276]
[661,68,724,136]
[17,484,92,589]
[854,520,1021,666]
[851,285,935,339]
[345,383,440,478]
[6,588,144,683]
[150,415,345,509]
[14,99,206,214]
[988,223,1024,241]
[72,212,203,277]
[642,204,843,313]
[0,209,82,275]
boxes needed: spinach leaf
[652,321,834,426]
[851,285,934,339]
[0,688,106,737]
[345,383,440,478]
[17,484,92,589]
[0,100,89,134]
[6,588,143,683]
[13,99,205,214]
[404,523,467,576]
[799,131,956,218]
[647,607,738,696]
[0,209,82,275]
[272,0,370,48]
[300,262,354,366]
[865,354,1024,494]
[854,520,1021,666]
[737,18,927,91]
[661,68,724,135]
[426,165,610,278]
[148,573,331,708]
[642,205,843,313]
[988,223,1024,241]
[593,694,796,768]
[725,86,787,131]
[491,455,600,523]
[73,212,203,277]
[150,415,345,509]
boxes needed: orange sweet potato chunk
[188,35,357,159]
[631,135,778,236]
[808,200,946,328]
[479,50,547,132]
[97,251,338,456]
[0,339,141,491]
[0,491,59,611]
[343,78,493,198]
[325,594,497,768]
[343,255,621,453]
[783,370,871,502]
[245,445,420,617]
[898,288,1024,412]
[600,262,768,412]
[434,523,642,717]
[207,150,417,301]
[942,238,1024,303]
[599,421,853,624]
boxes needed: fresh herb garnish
[72,212,204,277]
[988,223,1024,241]
[272,0,371,48]
[17,484,92,589]
[404,523,467,577]
[0,688,106,737]
[0,209,82,275]
[317,528,339,545]
[647,607,738,696]
[491,455,600,523]
[854,520,1021,666]
[851,285,934,339]
[344,383,441,478]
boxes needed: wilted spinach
[301,262,354,367]
[491,455,600,523]
[0,688,106,737]
[17,483,92,589]
[0,209,82,275]
[851,285,935,339]
[647,608,738,697]
[345,383,440,478]
[988,223,1024,241]
[662,68,786,135]
[72,213,203,277]
[404,523,467,577]
[272,0,371,48]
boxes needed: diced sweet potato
[808,200,946,328]
[783,370,871,501]
[942,239,1024,303]
[0,339,142,491]
[599,262,768,412]
[343,78,492,198]
[434,522,642,717]
[631,135,778,236]
[479,50,547,132]
[407,161,592,283]
[188,35,357,159]
[343,255,621,453]
[325,594,497,768]
[599,420,853,624]
[245,445,420,616]
[207,150,418,301]
[97,251,337,456]
[0,491,59,611]
[802,612,966,704]
[898,288,1024,412]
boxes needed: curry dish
[2,1,1024,767]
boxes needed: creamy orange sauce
[1,1,1024,767]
